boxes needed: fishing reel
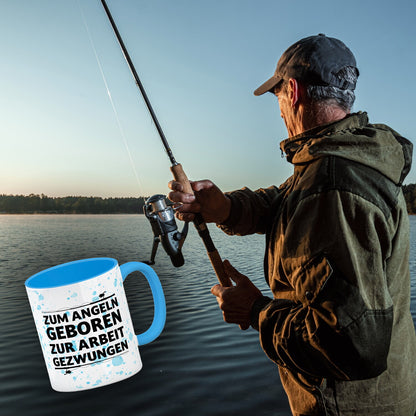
[143,194,188,267]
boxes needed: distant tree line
[0,194,148,214]
[1,185,416,214]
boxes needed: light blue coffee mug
[25,257,166,392]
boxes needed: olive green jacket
[220,112,416,415]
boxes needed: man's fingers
[175,212,195,222]
[168,180,183,192]
[173,199,201,222]
[169,179,213,193]
[211,282,251,330]
[171,197,202,222]
[222,312,250,330]
[168,180,198,205]
[191,179,214,192]
[211,284,224,297]
[167,190,195,204]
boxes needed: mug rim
[25,257,118,289]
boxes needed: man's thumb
[223,260,245,285]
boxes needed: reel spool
[143,194,188,267]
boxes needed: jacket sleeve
[253,189,395,381]
[218,185,281,236]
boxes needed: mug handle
[120,262,166,346]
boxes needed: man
[168,34,416,415]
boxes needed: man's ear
[288,78,300,108]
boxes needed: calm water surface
[1,214,415,416]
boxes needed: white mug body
[26,258,142,392]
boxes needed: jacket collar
[280,112,369,163]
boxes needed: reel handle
[170,163,231,287]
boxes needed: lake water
[0,214,415,416]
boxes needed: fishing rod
[101,0,231,287]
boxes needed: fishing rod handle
[198,226,231,287]
[170,163,193,194]
[192,215,231,287]
[207,247,232,287]
[170,163,232,287]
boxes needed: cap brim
[253,75,282,96]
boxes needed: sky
[1,0,415,198]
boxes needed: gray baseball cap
[254,34,359,96]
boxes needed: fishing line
[100,0,231,287]
[78,1,144,194]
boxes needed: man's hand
[211,260,263,330]
[168,179,231,224]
